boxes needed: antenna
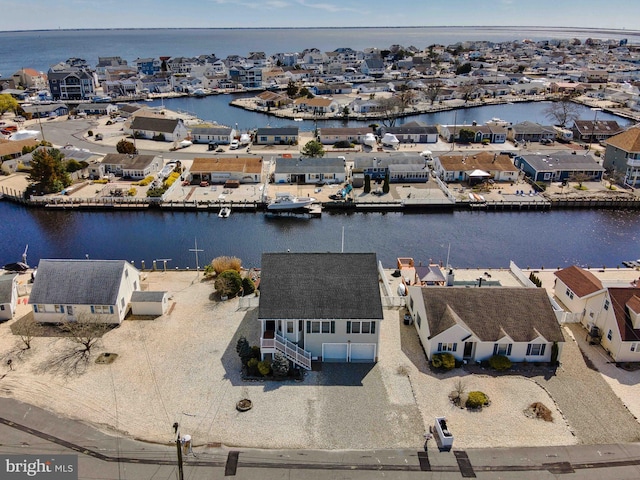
[189,238,204,275]
[341,226,345,253]
[445,243,451,269]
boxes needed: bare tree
[61,319,111,358]
[544,96,580,128]
[396,86,417,112]
[605,169,624,190]
[376,96,402,127]
[13,316,40,350]
[458,83,481,104]
[569,172,591,189]
[425,81,443,105]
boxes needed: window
[346,321,376,334]
[493,343,512,356]
[437,342,457,352]
[91,305,114,314]
[54,305,65,314]
[607,329,613,341]
[287,322,294,334]
[631,343,639,352]
[311,321,320,333]
[416,313,421,328]
[604,299,610,311]
[526,343,546,356]
[565,288,574,300]
[307,321,335,334]
[0,305,4,311]
[120,297,125,308]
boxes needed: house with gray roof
[0,274,19,321]
[255,127,299,145]
[128,116,188,142]
[379,121,439,144]
[190,126,236,144]
[353,154,426,181]
[273,157,346,184]
[258,253,383,368]
[318,127,371,145]
[508,121,556,143]
[513,151,604,182]
[29,259,140,324]
[406,287,565,363]
[101,153,163,179]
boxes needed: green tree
[286,80,298,98]
[271,352,290,378]
[341,105,350,118]
[456,62,472,75]
[28,148,72,194]
[241,277,256,295]
[458,128,475,143]
[116,139,137,154]
[364,174,371,193]
[215,269,243,298]
[301,140,325,157]
[0,93,18,117]
[235,336,252,367]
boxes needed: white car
[229,140,239,150]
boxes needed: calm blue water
[0,201,638,270]
[2,26,640,78]
[148,94,633,132]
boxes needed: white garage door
[323,343,348,362]
[350,343,376,362]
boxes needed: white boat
[363,133,377,148]
[218,207,231,218]
[485,117,510,127]
[267,192,316,211]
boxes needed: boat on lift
[267,192,315,211]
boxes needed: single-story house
[29,259,141,324]
[318,127,372,145]
[379,121,439,144]
[76,103,118,116]
[255,127,299,145]
[513,151,604,183]
[273,157,346,184]
[128,116,188,142]
[0,139,39,173]
[189,157,263,184]
[101,153,163,179]
[0,274,19,321]
[406,287,565,363]
[190,126,236,144]
[255,91,292,109]
[293,97,339,115]
[22,104,69,119]
[604,126,640,187]
[572,120,624,144]
[259,253,383,368]
[433,152,518,183]
[554,266,640,362]
[438,124,508,144]
[130,291,170,316]
[508,122,556,143]
[353,155,428,181]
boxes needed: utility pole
[173,422,184,480]
[588,107,602,151]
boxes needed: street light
[589,107,602,151]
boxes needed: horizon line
[1,25,639,35]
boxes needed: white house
[29,259,141,324]
[406,287,565,363]
[128,116,189,142]
[0,274,19,321]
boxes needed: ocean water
[2,26,640,77]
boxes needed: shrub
[211,256,242,275]
[242,277,256,295]
[527,402,553,422]
[489,354,512,371]
[152,133,165,141]
[431,352,456,370]
[146,187,166,197]
[251,345,261,359]
[127,187,137,197]
[116,139,137,154]
[466,391,489,409]
[257,359,271,376]
[136,175,154,186]
[247,358,259,376]
[272,352,290,377]
[93,179,109,184]
[236,336,252,366]
[333,140,353,148]
[87,130,93,137]
[214,269,243,298]
[65,159,84,173]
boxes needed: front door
[66,305,74,316]
[463,341,474,359]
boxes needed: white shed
[131,291,170,316]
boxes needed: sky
[0,0,639,31]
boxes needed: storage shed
[131,291,169,316]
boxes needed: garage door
[322,343,348,362]
[350,343,376,362]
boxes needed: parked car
[200,181,209,187]
[229,140,239,150]
[95,133,103,140]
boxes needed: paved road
[2,397,640,479]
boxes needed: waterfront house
[572,120,623,144]
[190,126,236,144]
[603,126,640,187]
[360,57,385,78]
[353,155,428,182]
[254,91,291,109]
[273,156,346,184]
[189,157,263,184]
[229,65,263,89]
[259,253,383,368]
[11,68,48,90]
[554,266,640,362]
[128,116,188,142]
[47,62,95,101]
[318,127,371,146]
[29,259,140,324]
[406,287,565,363]
[433,152,518,183]
[76,103,118,116]
[509,121,556,143]
[513,151,604,183]
[133,57,161,76]
[22,104,69,119]
[255,127,298,145]
[293,97,338,115]
[378,121,439,144]
[100,153,163,179]
[0,274,19,321]
[438,124,507,144]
